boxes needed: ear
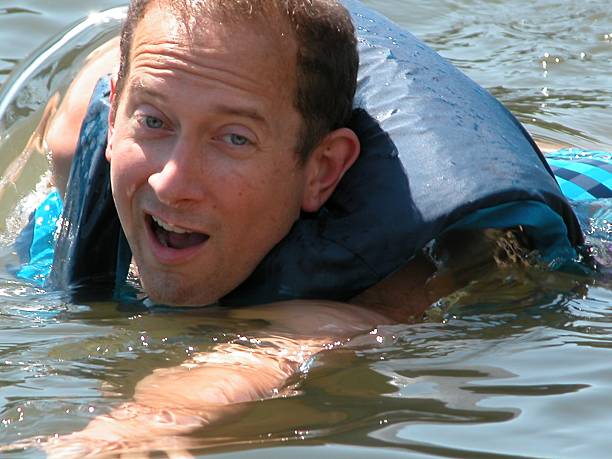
[301,127,360,212]
[105,74,118,163]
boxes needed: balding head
[114,0,358,160]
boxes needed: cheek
[243,166,304,231]
[109,140,149,201]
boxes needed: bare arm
[44,300,393,457]
[45,37,120,197]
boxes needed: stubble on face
[108,4,308,306]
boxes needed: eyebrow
[126,78,269,127]
[211,104,268,126]
[127,78,169,104]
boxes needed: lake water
[1,1,611,458]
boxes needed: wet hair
[114,0,359,161]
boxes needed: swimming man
[41,0,448,456]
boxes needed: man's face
[107,5,310,306]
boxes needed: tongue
[166,231,208,250]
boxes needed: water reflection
[1,253,611,457]
[0,1,612,458]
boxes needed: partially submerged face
[107,3,316,306]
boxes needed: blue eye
[223,133,250,146]
[145,116,164,129]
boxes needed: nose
[148,138,207,206]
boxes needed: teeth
[152,215,189,234]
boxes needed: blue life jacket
[48,0,584,305]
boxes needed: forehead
[130,2,298,92]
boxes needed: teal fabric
[445,200,576,263]
[547,149,612,201]
[553,176,597,202]
[548,158,612,185]
[16,189,63,286]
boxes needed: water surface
[1,1,611,458]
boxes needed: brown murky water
[1,2,611,458]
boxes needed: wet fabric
[546,149,612,201]
[15,190,63,286]
[48,77,129,296]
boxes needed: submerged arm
[45,301,392,457]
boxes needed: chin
[140,276,221,307]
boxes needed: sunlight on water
[0,1,611,458]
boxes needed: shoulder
[46,37,120,196]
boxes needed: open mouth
[148,214,209,250]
